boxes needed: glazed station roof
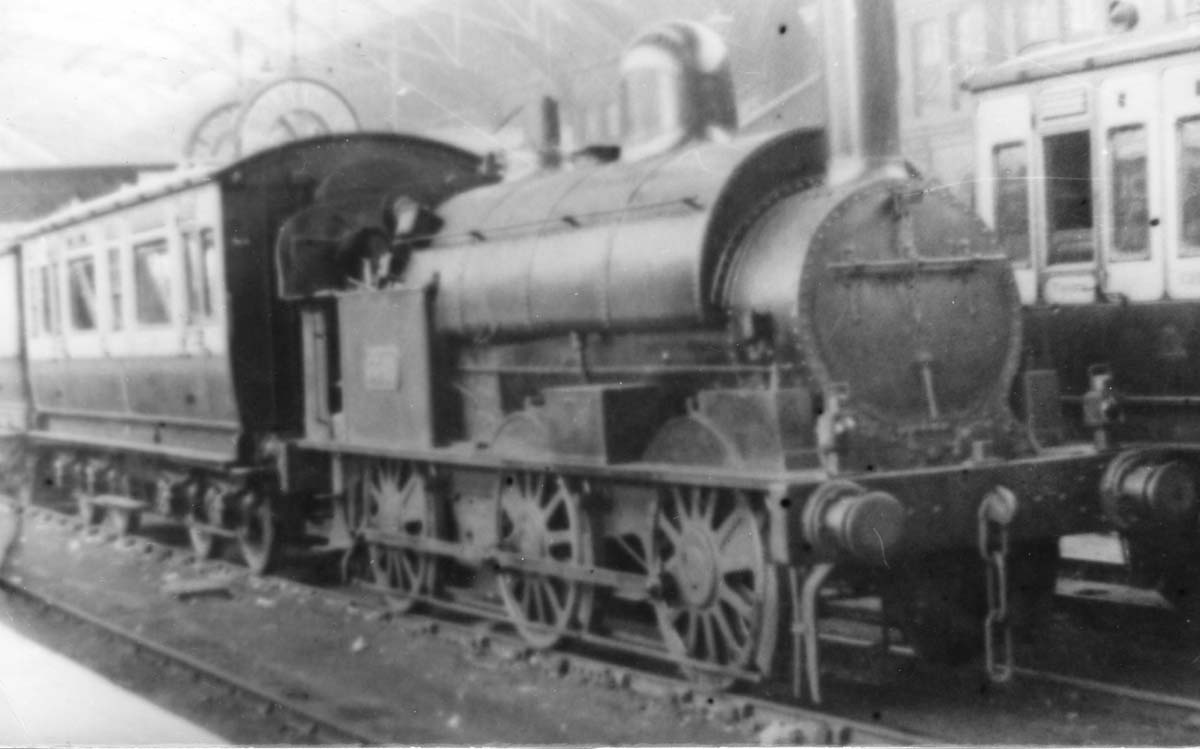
[0,0,822,169]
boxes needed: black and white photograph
[1,0,1200,744]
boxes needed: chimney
[819,0,904,184]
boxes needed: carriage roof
[968,25,1200,93]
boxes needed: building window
[1044,130,1094,265]
[994,143,1032,262]
[1109,125,1150,258]
[911,19,945,117]
[133,238,172,325]
[1178,117,1200,257]
[67,256,97,331]
[1062,0,1103,37]
[108,247,124,330]
[1013,0,1061,51]
[949,5,986,110]
[183,228,218,322]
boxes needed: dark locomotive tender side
[1,0,1169,703]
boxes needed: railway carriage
[970,25,1200,618]
[7,135,492,567]
[0,0,1160,702]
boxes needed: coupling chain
[978,487,1017,683]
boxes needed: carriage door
[1163,64,1200,300]
[1098,74,1163,301]
[1035,85,1099,305]
[976,94,1037,304]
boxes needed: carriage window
[1109,125,1149,258]
[1178,118,1200,257]
[993,143,1031,262]
[133,239,172,325]
[67,257,97,331]
[107,247,124,330]
[183,228,218,322]
[1044,130,1094,264]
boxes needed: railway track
[0,573,386,746]
[2,500,934,746]
[13,497,1200,744]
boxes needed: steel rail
[1015,666,1200,714]
[0,574,386,746]
[13,501,933,746]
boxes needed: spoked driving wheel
[237,490,278,575]
[364,461,440,613]
[496,472,594,649]
[651,486,772,688]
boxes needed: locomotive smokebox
[819,0,903,183]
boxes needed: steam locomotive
[0,1,1164,699]
[970,23,1200,621]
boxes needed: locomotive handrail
[421,195,707,248]
[34,406,240,431]
[827,253,1009,277]
[1060,394,1200,408]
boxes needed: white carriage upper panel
[20,178,227,362]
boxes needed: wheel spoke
[714,604,742,654]
[658,514,684,549]
[719,584,754,621]
[544,529,576,550]
[699,489,717,525]
[717,520,758,575]
[701,611,717,660]
[715,507,747,550]
[684,611,699,651]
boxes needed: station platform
[0,620,226,746]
